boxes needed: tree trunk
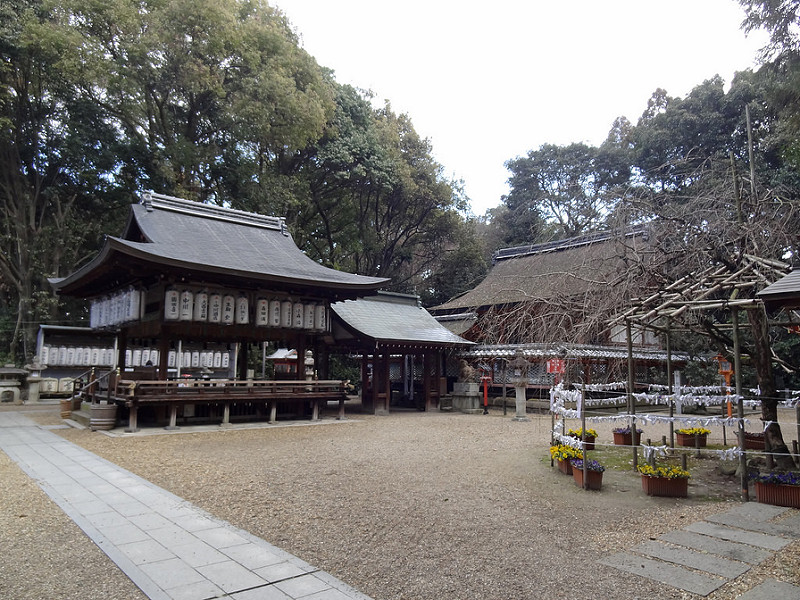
[747,306,795,470]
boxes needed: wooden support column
[166,405,179,430]
[126,404,139,433]
[423,352,433,411]
[382,349,391,413]
[269,399,277,423]
[117,329,128,371]
[238,343,249,380]
[311,399,319,421]
[222,402,231,427]
[158,336,170,381]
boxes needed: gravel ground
[2,403,799,600]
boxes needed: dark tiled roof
[52,193,388,295]
[332,292,473,347]
[433,230,648,312]
[757,269,800,308]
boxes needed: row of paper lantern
[90,287,142,329]
[123,349,231,369]
[164,289,328,331]
[39,346,116,367]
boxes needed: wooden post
[626,319,638,470]
[166,404,179,430]
[311,399,319,421]
[269,399,277,423]
[733,308,748,500]
[126,404,138,433]
[666,319,675,448]
[222,402,230,426]
[383,350,391,413]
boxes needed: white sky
[274,1,768,215]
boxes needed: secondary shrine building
[50,192,470,429]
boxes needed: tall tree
[503,142,630,243]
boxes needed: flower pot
[641,475,688,498]
[572,466,603,490]
[90,402,118,431]
[557,459,573,475]
[744,432,766,450]
[755,481,800,508]
[676,433,707,448]
[613,431,640,446]
[571,435,595,451]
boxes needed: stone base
[452,382,479,395]
[452,393,481,413]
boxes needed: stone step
[599,552,726,596]
[658,530,772,564]
[631,540,750,579]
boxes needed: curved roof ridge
[140,192,285,232]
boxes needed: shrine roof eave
[50,237,388,299]
[331,293,474,351]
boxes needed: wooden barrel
[90,403,118,431]
[59,399,72,419]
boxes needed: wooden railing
[111,378,350,432]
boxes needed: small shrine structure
[50,192,388,428]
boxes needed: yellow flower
[567,427,598,438]
[638,464,690,479]
[676,427,711,436]
[549,444,584,461]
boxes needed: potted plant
[676,427,710,447]
[638,464,690,497]
[550,444,583,475]
[613,426,642,446]
[570,458,605,490]
[743,431,766,450]
[567,427,598,450]
[751,471,800,508]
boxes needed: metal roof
[331,292,474,348]
[52,193,388,297]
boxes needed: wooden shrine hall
[50,192,469,429]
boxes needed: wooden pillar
[360,354,371,414]
[295,334,306,380]
[382,350,391,413]
[269,399,277,423]
[222,402,231,426]
[126,404,138,433]
[238,343,249,380]
[423,353,432,411]
[166,404,179,430]
[158,336,170,381]
[117,329,128,372]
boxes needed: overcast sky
[274,1,768,215]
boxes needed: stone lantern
[509,350,530,421]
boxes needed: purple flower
[749,471,800,486]
[570,458,605,472]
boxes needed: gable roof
[757,268,800,311]
[331,292,473,349]
[432,229,648,313]
[52,192,388,299]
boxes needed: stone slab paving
[738,579,800,600]
[600,494,800,596]
[658,530,772,565]
[0,412,373,600]
[631,540,751,579]
[599,553,727,596]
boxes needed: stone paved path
[600,502,800,597]
[0,411,373,600]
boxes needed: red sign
[546,359,565,374]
